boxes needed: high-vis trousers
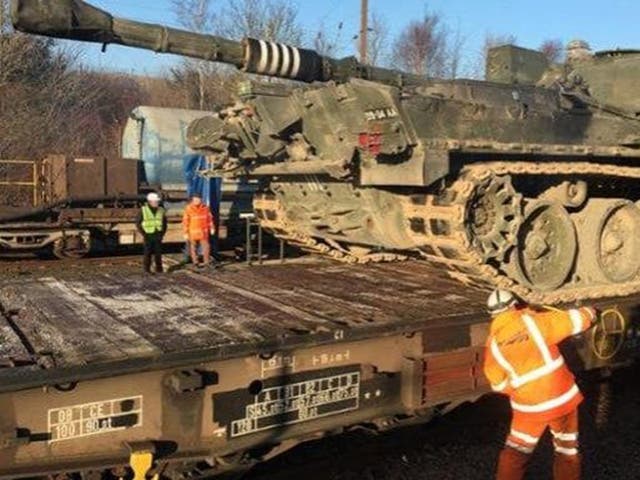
[496,408,580,480]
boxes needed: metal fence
[0,160,38,208]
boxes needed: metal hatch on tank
[12,0,640,303]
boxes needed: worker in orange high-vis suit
[182,193,215,268]
[484,289,597,480]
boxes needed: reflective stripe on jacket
[141,205,165,234]
[484,306,595,421]
[183,203,213,238]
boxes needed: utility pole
[359,0,368,64]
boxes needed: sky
[73,0,640,76]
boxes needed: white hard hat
[487,289,518,315]
[146,192,161,203]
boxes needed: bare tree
[540,39,564,64]
[391,14,447,77]
[484,33,517,56]
[0,34,147,162]
[171,0,215,33]
[390,12,463,78]
[313,21,344,58]
[217,0,304,45]
[367,11,389,67]
[168,65,237,110]
[445,26,465,79]
[170,0,304,107]
[468,32,518,79]
[313,11,388,67]
[170,0,223,110]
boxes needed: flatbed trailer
[0,260,638,478]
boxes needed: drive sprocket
[465,173,523,262]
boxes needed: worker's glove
[210,227,216,235]
[183,234,189,241]
[584,306,600,329]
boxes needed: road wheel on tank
[511,201,577,291]
[574,199,640,284]
[596,201,640,282]
[465,174,522,262]
[53,233,91,259]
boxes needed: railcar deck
[0,260,488,393]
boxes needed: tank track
[255,161,640,304]
[253,195,407,264]
[453,162,640,304]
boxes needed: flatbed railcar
[0,260,637,478]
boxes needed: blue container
[122,106,210,191]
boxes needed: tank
[12,0,640,303]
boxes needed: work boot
[553,453,581,480]
[496,447,531,480]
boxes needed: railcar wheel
[53,234,91,259]
[513,201,576,291]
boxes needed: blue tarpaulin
[183,154,222,253]
[183,154,222,225]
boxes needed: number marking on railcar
[230,371,360,437]
[47,396,143,443]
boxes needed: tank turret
[12,0,421,86]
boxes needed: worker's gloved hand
[210,227,216,235]
[581,306,599,330]
[183,234,189,241]
[585,306,599,320]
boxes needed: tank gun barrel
[12,0,421,86]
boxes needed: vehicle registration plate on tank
[47,395,143,442]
